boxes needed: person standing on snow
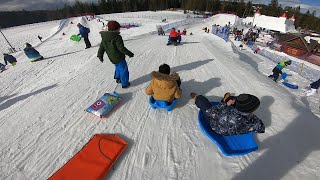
[97,21,134,89]
[268,60,292,82]
[77,23,91,49]
[3,53,17,66]
[37,35,43,42]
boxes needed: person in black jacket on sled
[190,92,265,136]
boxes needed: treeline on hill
[0,0,319,32]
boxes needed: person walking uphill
[3,53,17,66]
[97,21,134,88]
[77,23,91,49]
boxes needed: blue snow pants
[114,60,129,87]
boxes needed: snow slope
[0,12,320,180]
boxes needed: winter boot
[122,82,131,89]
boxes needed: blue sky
[250,0,320,15]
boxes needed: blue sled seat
[198,102,258,156]
[149,96,177,111]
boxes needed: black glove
[98,57,104,63]
[128,53,134,58]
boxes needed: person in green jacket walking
[97,21,134,88]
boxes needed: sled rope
[98,136,114,164]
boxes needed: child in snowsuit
[77,23,91,49]
[307,78,320,96]
[0,62,6,72]
[158,27,165,35]
[97,21,134,88]
[3,53,17,66]
[145,64,182,104]
[268,60,292,82]
[24,43,44,62]
[182,29,187,35]
[177,30,182,43]
[191,92,265,136]
[167,28,178,45]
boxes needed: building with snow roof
[242,10,296,33]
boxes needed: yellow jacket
[145,71,182,102]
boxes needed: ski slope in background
[0,12,319,180]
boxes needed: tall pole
[0,27,15,52]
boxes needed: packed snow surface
[0,12,319,180]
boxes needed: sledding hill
[0,12,319,180]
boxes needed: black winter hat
[159,63,170,75]
[235,94,260,113]
[26,43,32,47]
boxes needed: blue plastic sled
[86,92,121,118]
[198,102,258,156]
[282,82,298,89]
[149,96,177,111]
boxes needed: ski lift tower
[0,26,16,53]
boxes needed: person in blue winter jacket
[24,43,43,62]
[77,23,91,49]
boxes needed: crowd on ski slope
[1,19,319,136]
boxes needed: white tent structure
[243,10,296,33]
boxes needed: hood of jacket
[151,71,179,88]
[100,31,120,41]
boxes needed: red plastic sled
[49,134,128,180]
